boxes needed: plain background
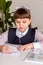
[10,0,43,32]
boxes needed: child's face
[15,18,31,32]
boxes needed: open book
[24,49,43,63]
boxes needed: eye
[16,21,20,23]
[23,21,26,23]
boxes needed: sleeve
[0,31,8,45]
[33,29,43,49]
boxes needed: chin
[20,30,25,32]
[19,29,25,32]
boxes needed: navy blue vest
[8,27,37,45]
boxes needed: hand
[18,43,34,51]
[2,44,12,54]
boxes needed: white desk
[0,44,43,65]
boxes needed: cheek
[24,22,30,28]
[16,24,20,28]
[27,21,31,26]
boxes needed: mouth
[20,28,23,30]
[19,27,24,31]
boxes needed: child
[0,7,43,53]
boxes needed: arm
[34,29,43,42]
[0,31,8,45]
[0,31,8,51]
[18,29,43,51]
[33,29,43,49]
[0,31,13,54]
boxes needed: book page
[24,49,43,63]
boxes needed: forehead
[15,18,29,21]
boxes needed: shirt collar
[16,27,29,38]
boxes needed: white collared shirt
[0,28,43,49]
[16,27,29,38]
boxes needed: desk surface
[0,44,43,65]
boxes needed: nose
[20,21,23,26]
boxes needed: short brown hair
[14,8,31,19]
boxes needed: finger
[24,45,34,51]
[18,45,26,51]
[24,46,30,51]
